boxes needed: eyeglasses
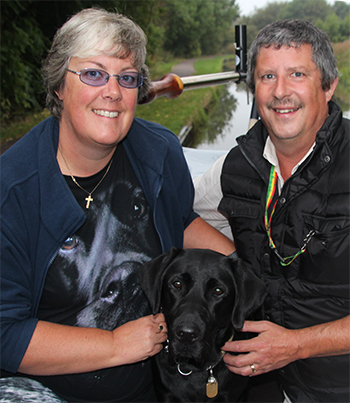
[67,68,145,88]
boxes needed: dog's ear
[229,258,267,330]
[139,247,184,314]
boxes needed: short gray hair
[247,19,338,94]
[42,7,150,118]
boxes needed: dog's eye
[101,282,118,300]
[61,236,78,250]
[133,200,146,219]
[172,281,182,290]
[214,287,224,296]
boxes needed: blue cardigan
[1,116,198,373]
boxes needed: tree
[278,0,333,23]
[163,0,238,57]
[164,1,203,57]
[1,1,49,120]
[333,1,350,19]
[112,0,166,62]
[316,13,348,43]
[340,12,350,38]
[200,0,238,55]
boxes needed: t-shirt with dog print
[32,144,162,402]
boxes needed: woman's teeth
[93,110,119,118]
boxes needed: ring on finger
[159,324,163,332]
[250,364,257,374]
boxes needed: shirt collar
[263,136,315,193]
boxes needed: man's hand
[222,316,350,377]
[222,320,300,377]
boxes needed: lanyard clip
[301,230,316,252]
[271,246,285,263]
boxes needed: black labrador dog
[140,248,267,402]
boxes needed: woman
[0,7,234,402]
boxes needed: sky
[237,0,350,16]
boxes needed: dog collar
[174,332,234,376]
[174,333,234,398]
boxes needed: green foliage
[112,0,167,62]
[163,0,238,57]
[333,0,350,18]
[1,0,349,129]
[194,56,228,75]
[278,0,333,23]
[1,1,49,120]
[315,11,350,42]
[163,1,201,57]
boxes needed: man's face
[254,44,338,149]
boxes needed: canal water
[196,82,253,151]
[182,82,253,178]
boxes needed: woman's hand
[112,313,168,364]
[19,314,168,376]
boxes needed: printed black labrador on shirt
[140,248,267,402]
[45,180,155,330]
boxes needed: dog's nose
[175,325,199,344]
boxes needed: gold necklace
[59,147,113,209]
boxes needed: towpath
[171,58,196,76]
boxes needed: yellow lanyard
[264,166,279,250]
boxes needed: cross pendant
[85,194,93,209]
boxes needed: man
[194,19,349,402]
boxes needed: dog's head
[140,248,266,371]
[53,181,156,330]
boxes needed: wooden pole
[139,71,246,104]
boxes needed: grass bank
[136,55,228,135]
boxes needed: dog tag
[206,369,218,398]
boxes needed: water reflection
[183,82,253,151]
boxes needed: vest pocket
[219,195,260,219]
[301,214,349,285]
[304,214,349,234]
